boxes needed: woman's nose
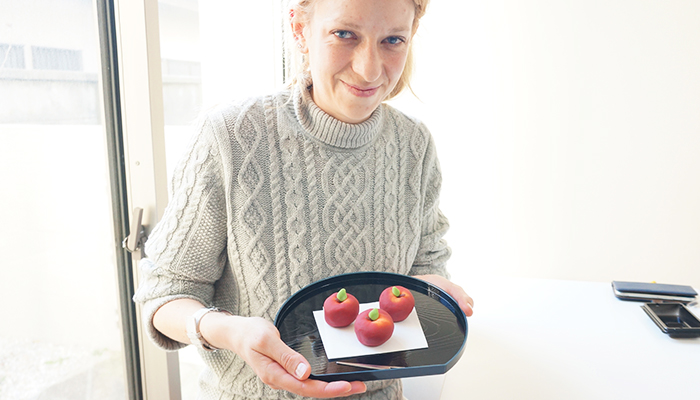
[352,42,382,83]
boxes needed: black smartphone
[612,281,697,303]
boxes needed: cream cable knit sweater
[134,79,452,400]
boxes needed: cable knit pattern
[133,77,452,400]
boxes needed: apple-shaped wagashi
[379,285,415,322]
[354,308,394,347]
[323,288,360,328]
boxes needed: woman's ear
[290,7,308,54]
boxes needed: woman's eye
[334,30,354,39]
[384,36,406,45]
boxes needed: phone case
[612,281,697,302]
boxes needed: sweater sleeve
[408,125,452,279]
[133,115,229,351]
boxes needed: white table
[403,277,700,399]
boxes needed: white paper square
[312,302,428,360]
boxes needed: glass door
[154,1,285,398]
[0,0,129,399]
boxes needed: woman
[134,0,473,398]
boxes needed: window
[31,46,83,71]
[0,43,26,69]
[0,0,129,399]
[155,1,284,397]
[162,59,201,77]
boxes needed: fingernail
[327,381,353,393]
[295,363,307,379]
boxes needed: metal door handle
[122,207,147,254]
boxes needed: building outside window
[0,0,126,399]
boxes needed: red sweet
[379,285,415,322]
[354,308,394,347]
[323,288,360,328]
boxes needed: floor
[0,337,125,400]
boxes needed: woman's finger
[414,274,474,316]
[239,319,366,397]
[255,354,365,398]
[261,328,311,380]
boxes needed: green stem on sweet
[336,288,348,302]
[369,308,379,321]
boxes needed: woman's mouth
[343,81,379,98]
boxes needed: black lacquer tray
[274,272,468,382]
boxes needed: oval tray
[274,272,468,382]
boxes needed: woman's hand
[154,299,366,398]
[215,315,367,398]
[413,274,474,316]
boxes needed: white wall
[390,1,700,288]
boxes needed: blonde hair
[284,0,430,101]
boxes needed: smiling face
[295,0,415,124]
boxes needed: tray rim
[273,271,468,381]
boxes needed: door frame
[100,0,181,398]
